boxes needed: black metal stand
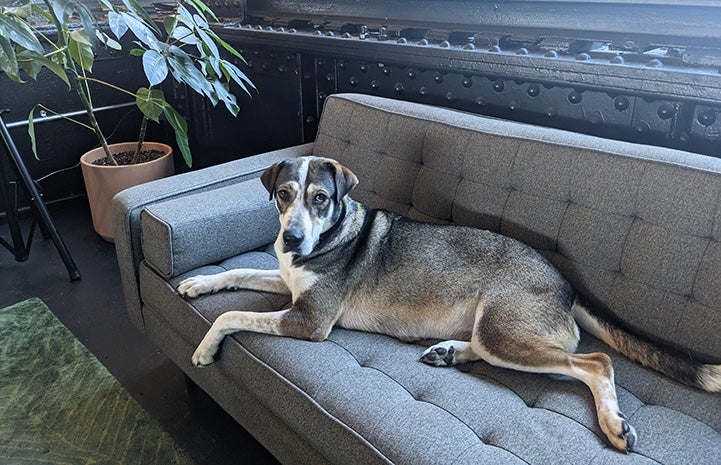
[0,110,81,281]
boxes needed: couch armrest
[141,177,278,279]
[112,143,314,332]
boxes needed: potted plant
[0,0,254,241]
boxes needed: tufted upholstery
[315,94,721,362]
[117,94,721,464]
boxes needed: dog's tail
[572,297,721,392]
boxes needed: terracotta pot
[80,142,174,242]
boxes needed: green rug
[0,298,194,465]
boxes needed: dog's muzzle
[282,228,305,254]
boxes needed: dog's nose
[283,229,304,249]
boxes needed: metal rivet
[462,77,473,88]
[326,73,334,81]
[349,76,359,86]
[342,32,352,38]
[611,55,624,64]
[446,92,455,101]
[370,80,380,89]
[440,40,451,48]
[255,25,263,30]
[418,39,429,46]
[509,101,518,110]
[476,96,486,106]
[463,43,476,50]
[360,64,368,73]
[317,59,325,67]
[657,104,675,120]
[545,50,558,58]
[383,67,392,76]
[419,86,428,96]
[314,30,323,36]
[407,69,417,80]
[397,37,408,44]
[434,73,444,84]
[493,80,504,92]
[488,45,501,52]
[546,107,557,117]
[305,115,315,124]
[394,82,404,93]
[568,90,582,104]
[318,92,327,100]
[698,109,717,127]
[527,84,540,97]
[326,31,335,37]
[278,65,287,73]
[338,61,346,70]
[576,53,592,61]
[278,27,285,32]
[646,59,663,68]
[516,48,529,55]
[614,96,630,111]
[289,28,297,33]
[266,26,274,31]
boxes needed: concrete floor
[0,196,279,465]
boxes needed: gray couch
[113,93,721,465]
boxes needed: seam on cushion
[331,95,721,176]
[323,337,608,459]
[175,302,397,465]
[142,209,175,278]
[687,236,715,307]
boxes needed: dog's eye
[313,193,328,205]
[277,189,291,201]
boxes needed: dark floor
[0,196,280,465]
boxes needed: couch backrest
[314,93,721,362]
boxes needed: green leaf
[4,5,32,19]
[28,107,38,158]
[186,0,218,23]
[0,34,21,81]
[206,28,246,64]
[196,27,219,59]
[51,0,98,44]
[212,79,239,116]
[96,30,121,50]
[175,4,195,29]
[121,11,160,49]
[163,15,177,36]
[129,48,145,56]
[0,13,44,53]
[108,11,128,39]
[220,60,255,95]
[16,49,71,87]
[170,26,197,45]
[68,29,94,72]
[121,0,160,34]
[30,5,53,23]
[162,104,191,167]
[142,49,168,86]
[136,87,165,122]
[167,46,213,98]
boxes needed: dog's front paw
[419,343,457,366]
[178,275,214,298]
[191,343,217,367]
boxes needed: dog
[178,156,721,453]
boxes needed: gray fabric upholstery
[141,179,279,278]
[314,94,721,362]
[114,94,721,464]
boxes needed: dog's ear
[329,161,359,203]
[261,161,287,200]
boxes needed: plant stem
[74,76,117,165]
[132,116,149,164]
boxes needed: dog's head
[261,156,358,256]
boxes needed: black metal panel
[181,47,303,170]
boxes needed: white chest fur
[276,236,319,301]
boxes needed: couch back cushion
[314,93,721,362]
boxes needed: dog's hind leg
[481,345,636,453]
